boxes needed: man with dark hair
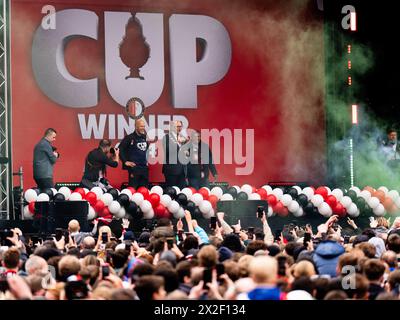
[33,128,59,189]
[1,248,20,277]
[363,259,386,300]
[134,275,166,300]
[80,139,119,190]
[379,127,400,164]
[387,234,400,254]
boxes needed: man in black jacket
[80,139,119,190]
[33,128,59,189]
[119,119,157,188]
[181,130,217,189]
[162,121,189,188]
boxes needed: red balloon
[267,194,278,207]
[149,193,161,208]
[127,187,136,194]
[333,202,346,218]
[315,186,329,200]
[189,187,197,194]
[85,191,98,206]
[137,187,149,199]
[74,187,86,198]
[154,203,168,218]
[257,188,268,200]
[208,195,219,209]
[273,202,285,215]
[279,206,289,217]
[99,206,111,218]
[28,201,36,214]
[198,188,209,200]
[326,195,337,208]
[94,200,105,213]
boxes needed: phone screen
[216,263,225,278]
[303,232,311,246]
[55,229,63,241]
[210,217,217,230]
[203,268,212,289]
[257,206,264,218]
[274,229,282,241]
[102,265,110,278]
[101,232,108,243]
[167,239,173,250]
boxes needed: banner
[11,0,325,188]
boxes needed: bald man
[119,118,156,188]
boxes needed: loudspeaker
[216,200,268,228]
[34,201,89,235]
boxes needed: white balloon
[220,193,234,201]
[292,186,302,194]
[388,190,400,202]
[101,193,114,206]
[347,203,358,215]
[172,186,181,194]
[272,188,284,200]
[325,187,332,195]
[150,185,164,196]
[359,190,372,202]
[191,193,204,206]
[167,200,180,214]
[58,187,72,200]
[23,205,34,220]
[262,185,273,194]
[69,192,82,201]
[348,209,360,218]
[318,202,332,217]
[202,208,215,219]
[87,206,96,220]
[83,188,89,195]
[131,193,144,206]
[311,194,324,207]
[37,193,50,202]
[173,207,185,219]
[267,206,274,217]
[396,198,400,210]
[181,188,193,199]
[340,196,352,209]
[160,194,172,207]
[367,197,380,210]
[241,184,253,196]
[51,188,58,196]
[293,207,304,217]
[302,187,314,200]
[143,209,154,219]
[373,203,386,216]
[378,186,389,195]
[349,186,361,195]
[249,193,261,200]
[120,189,133,199]
[210,187,223,199]
[140,200,152,213]
[288,201,300,213]
[331,189,344,201]
[281,194,293,207]
[24,189,38,203]
[90,187,103,199]
[114,207,126,219]
[109,201,121,214]
[199,200,212,214]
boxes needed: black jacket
[82,148,118,182]
[181,141,217,179]
[119,131,148,170]
[162,134,185,175]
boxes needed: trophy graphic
[119,13,150,80]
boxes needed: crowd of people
[1,209,400,300]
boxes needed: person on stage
[33,128,59,189]
[80,139,119,191]
[181,130,218,189]
[119,118,157,188]
[162,120,189,188]
[378,127,400,162]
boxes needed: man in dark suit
[378,127,400,167]
[181,130,218,189]
[162,121,189,188]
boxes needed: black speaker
[216,200,268,228]
[34,201,89,235]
